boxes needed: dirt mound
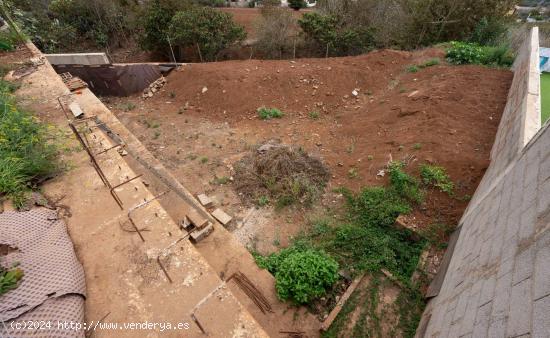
[234,141,330,207]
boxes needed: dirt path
[108,48,512,254]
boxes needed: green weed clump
[420,164,454,195]
[387,161,424,203]
[311,187,425,281]
[257,107,284,120]
[255,243,338,304]
[0,79,58,207]
[446,41,514,67]
[0,265,24,295]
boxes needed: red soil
[112,48,512,229]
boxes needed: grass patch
[420,164,454,195]
[118,102,136,112]
[418,222,455,249]
[0,79,59,208]
[0,265,24,295]
[541,73,550,124]
[258,107,284,120]
[200,156,209,164]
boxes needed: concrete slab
[44,53,110,65]
[211,208,232,226]
[197,193,213,207]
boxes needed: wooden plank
[321,273,366,331]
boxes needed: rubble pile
[142,76,166,99]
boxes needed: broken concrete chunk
[190,222,214,242]
[211,208,232,226]
[187,209,208,229]
[69,102,84,118]
[197,193,213,207]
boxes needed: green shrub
[446,41,514,67]
[0,80,58,204]
[387,162,424,203]
[256,245,339,304]
[169,6,246,61]
[420,164,454,194]
[257,107,284,119]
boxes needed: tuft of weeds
[387,162,424,204]
[258,107,284,120]
[152,130,161,139]
[256,195,270,207]
[420,164,454,195]
[200,156,209,164]
[169,91,176,98]
[406,65,419,73]
[211,176,230,185]
[347,167,358,179]
[119,102,136,112]
[308,111,320,119]
[419,58,440,68]
[412,143,422,150]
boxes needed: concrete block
[472,301,492,338]
[491,272,512,318]
[479,275,496,307]
[487,317,506,338]
[534,230,550,300]
[533,294,550,338]
[197,193,213,207]
[190,222,214,242]
[211,208,232,226]
[506,278,532,337]
[186,209,208,229]
[513,246,534,285]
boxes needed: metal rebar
[157,256,173,283]
[127,217,145,242]
[191,314,206,335]
[69,123,109,187]
[95,144,122,155]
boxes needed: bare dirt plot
[108,48,511,255]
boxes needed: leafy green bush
[446,41,514,67]
[406,65,418,73]
[169,6,246,61]
[387,162,424,203]
[257,107,284,119]
[256,244,339,304]
[0,80,58,206]
[420,164,454,195]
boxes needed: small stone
[202,86,208,93]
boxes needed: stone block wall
[418,27,550,338]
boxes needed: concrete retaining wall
[418,28,550,337]
[44,53,110,65]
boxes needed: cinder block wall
[418,28,550,338]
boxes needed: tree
[169,7,246,61]
[138,0,192,53]
[298,12,374,56]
